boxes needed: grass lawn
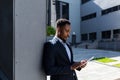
[113,63,120,68]
[93,57,117,63]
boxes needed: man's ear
[58,31,60,35]
[57,27,64,35]
[56,27,60,35]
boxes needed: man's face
[59,24,71,41]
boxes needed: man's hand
[71,62,81,70]
[79,60,87,68]
[71,60,87,70]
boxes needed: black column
[0,0,13,80]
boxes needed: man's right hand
[70,62,81,70]
[71,60,87,70]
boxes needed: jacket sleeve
[43,42,73,75]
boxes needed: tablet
[87,56,94,61]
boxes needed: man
[43,19,87,80]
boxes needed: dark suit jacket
[43,37,81,80]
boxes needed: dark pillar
[0,0,13,80]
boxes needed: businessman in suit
[43,19,87,80]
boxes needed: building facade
[81,0,120,42]
[50,0,81,42]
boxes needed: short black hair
[56,18,70,28]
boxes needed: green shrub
[113,63,120,68]
[47,26,56,36]
[93,57,117,63]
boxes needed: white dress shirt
[55,36,71,62]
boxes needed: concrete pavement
[73,47,120,80]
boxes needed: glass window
[81,13,96,21]
[102,30,111,39]
[102,5,120,15]
[81,34,88,41]
[81,0,90,4]
[113,29,120,38]
[56,1,69,20]
[89,32,96,40]
[112,6,118,12]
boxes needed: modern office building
[81,0,120,42]
[50,0,120,49]
[49,0,81,42]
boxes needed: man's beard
[59,36,67,43]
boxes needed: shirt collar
[54,36,64,43]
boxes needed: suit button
[73,73,75,76]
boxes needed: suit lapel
[57,41,71,63]
[66,43,73,62]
